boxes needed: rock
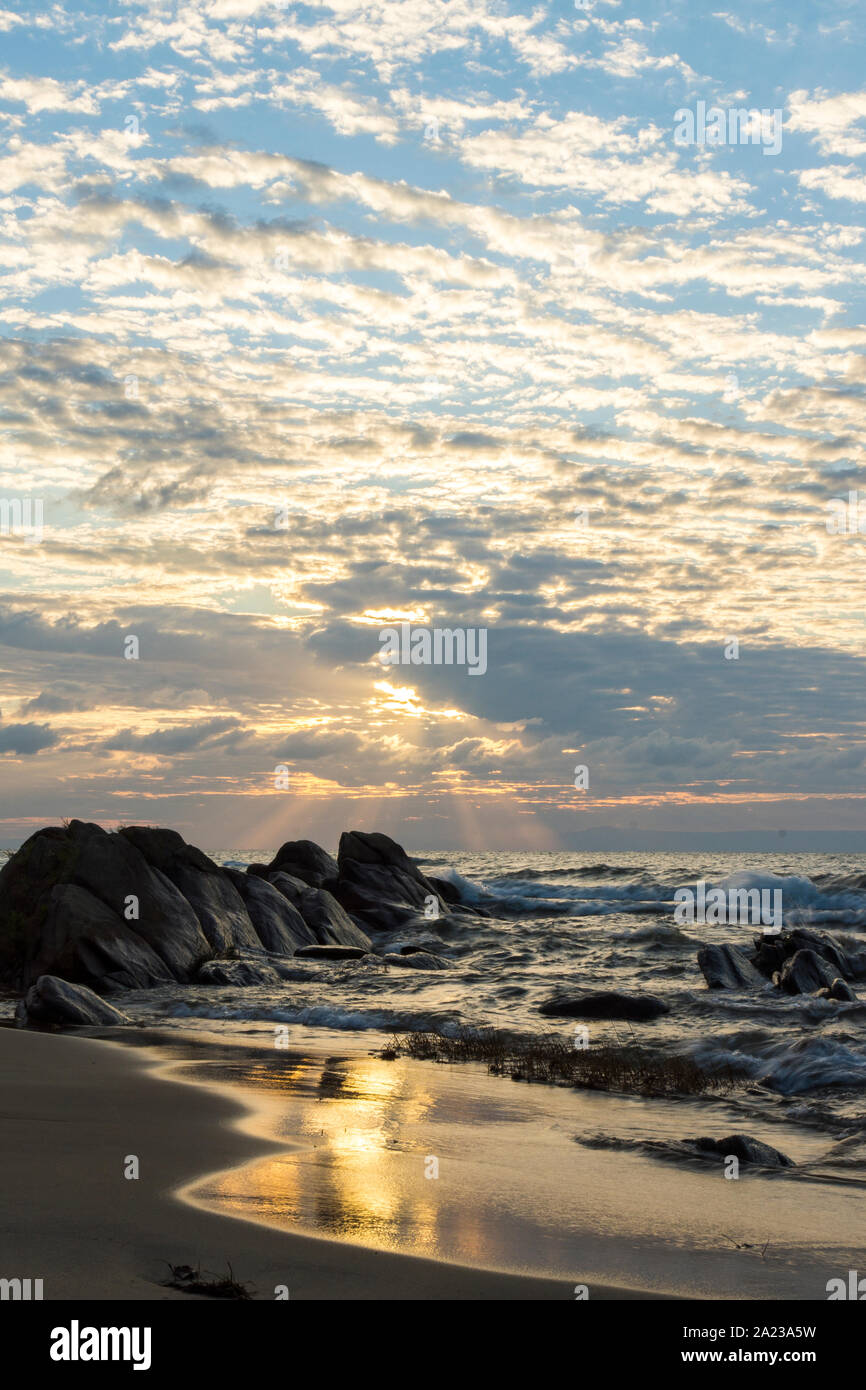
[17,975,131,1027]
[294,944,367,960]
[265,871,311,904]
[383,951,450,970]
[426,875,462,905]
[119,827,264,956]
[117,825,200,872]
[774,928,866,981]
[31,884,173,991]
[267,872,373,950]
[267,839,339,888]
[0,820,458,994]
[195,958,282,986]
[67,833,211,981]
[0,827,93,983]
[0,823,211,986]
[697,943,766,990]
[226,871,318,954]
[333,831,448,932]
[816,978,857,1002]
[688,1134,794,1168]
[294,888,372,951]
[539,991,669,1021]
[338,830,427,876]
[750,934,789,978]
[778,948,838,995]
[163,860,263,956]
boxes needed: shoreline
[0,1026,660,1301]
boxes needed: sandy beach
[0,1025,606,1301]
[3,1020,862,1301]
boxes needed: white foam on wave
[691,1032,866,1095]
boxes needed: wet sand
[164,1022,865,1300]
[2,1022,859,1300]
[0,1026,636,1300]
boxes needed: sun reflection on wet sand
[162,1028,866,1297]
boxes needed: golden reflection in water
[196,1055,450,1256]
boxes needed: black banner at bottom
[1,1297,858,1376]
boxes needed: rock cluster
[0,821,479,1023]
[697,927,864,1002]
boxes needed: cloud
[0,723,57,754]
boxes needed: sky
[0,0,865,852]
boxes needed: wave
[488,863,643,881]
[162,999,471,1035]
[437,864,866,927]
[691,1033,866,1095]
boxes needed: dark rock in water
[383,951,450,970]
[226,871,318,954]
[539,990,669,1020]
[32,884,173,991]
[338,830,429,877]
[426,875,462,905]
[195,958,282,986]
[816,977,857,1002]
[118,828,264,957]
[166,860,263,956]
[296,888,372,951]
[266,871,311,904]
[688,1134,794,1168]
[0,821,211,986]
[751,934,788,978]
[697,943,766,990]
[334,830,447,929]
[117,825,198,871]
[65,831,210,980]
[267,839,339,888]
[294,944,367,960]
[17,974,131,1027]
[778,948,838,995]
[771,928,866,982]
[0,820,461,995]
[267,873,372,949]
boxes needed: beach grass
[380,1027,745,1097]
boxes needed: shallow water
[123,1023,866,1298]
[95,849,866,1144]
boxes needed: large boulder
[226,871,318,954]
[68,833,210,980]
[119,827,264,956]
[16,974,131,1027]
[267,839,339,888]
[333,830,447,931]
[0,821,211,986]
[0,826,88,984]
[266,873,372,950]
[166,861,264,955]
[697,943,766,990]
[775,928,866,981]
[263,871,310,904]
[29,884,173,991]
[296,888,372,950]
[337,830,434,888]
[539,991,669,1021]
